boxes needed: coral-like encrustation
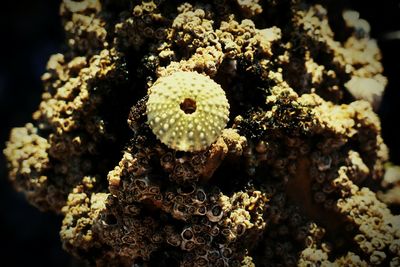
[4,0,399,266]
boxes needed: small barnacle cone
[146,71,230,152]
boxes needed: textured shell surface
[146,71,230,152]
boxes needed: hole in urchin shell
[180,98,196,114]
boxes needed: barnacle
[146,71,230,152]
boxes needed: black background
[0,1,399,266]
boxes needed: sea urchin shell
[146,71,230,152]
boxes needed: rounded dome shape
[146,71,230,152]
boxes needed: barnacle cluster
[4,0,400,266]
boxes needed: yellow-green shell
[146,71,230,152]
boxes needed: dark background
[0,1,399,266]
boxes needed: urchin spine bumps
[146,71,230,152]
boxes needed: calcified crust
[146,71,229,152]
[3,0,400,266]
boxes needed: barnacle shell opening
[146,71,230,152]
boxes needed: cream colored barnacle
[146,71,230,152]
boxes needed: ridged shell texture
[146,71,230,152]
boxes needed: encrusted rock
[3,0,399,266]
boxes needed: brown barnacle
[196,257,209,266]
[173,163,186,179]
[147,183,161,194]
[181,260,192,267]
[172,203,188,220]
[143,217,154,226]
[124,204,141,215]
[235,223,246,236]
[181,240,196,251]
[164,225,175,234]
[181,227,194,240]
[174,195,185,204]
[193,189,206,204]
[160,152,174,171]
[194,236,206,245]
[166,233,181,247]
[317,155,332,171]
[163,191,175,205]
[132,160,151,176]
[190,153,204,166]
[209,225,220,236]
[207,250,221,262]
[196,247,208,256]
[187,205,196,214]
[177,184,196,195]
[121,233,136,244]
[192,224,203,234]
[202,235,213,247]
[152,193,163,205]
[151,232,163,243]
[155,27,167,39]
[131,188,143,201]
[221,247,233,259]
[221,228,235,241]
[195,206,207,215]
[134,177,150,190]
[183,195,193,205]
[206,204,224,222]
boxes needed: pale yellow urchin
[146,71,230,152]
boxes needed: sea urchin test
[146,71,229,152]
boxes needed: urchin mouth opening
[180,98,197,114]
